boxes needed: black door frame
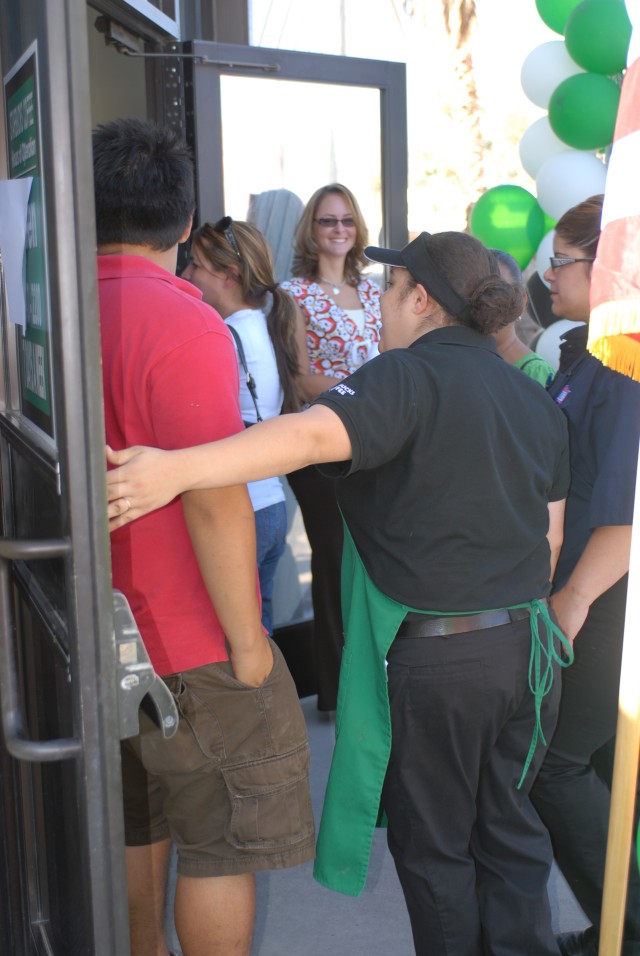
[0,0,129,953]
[181,39,409,249]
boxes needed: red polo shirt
[100,254,245,674]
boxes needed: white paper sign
[0,176,33,328]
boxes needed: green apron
[313,521,572,897]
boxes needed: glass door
[184,40,407,250]
[218,75,384,248]
[180,40,407,632]
[0,1,129,953]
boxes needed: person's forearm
[182,485,263,644]
[551,525,632,642]
[181,485,272,685]
[161,405,350,494]
[561,525,632,605]
[548,540,562,583]
[546,499,565,582]
[293,306,341,403]
[106,405,352,529]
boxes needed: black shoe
[556,927,598,956]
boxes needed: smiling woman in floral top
[282,183,381,712]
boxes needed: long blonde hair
[291,183,369,286]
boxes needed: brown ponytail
[266,287,303,413]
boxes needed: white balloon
[519,118,572,180]
[534,320,585,371]
[536,151,608,221]
[521,41,585,110]
[535,229,556,288]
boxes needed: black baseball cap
[365,232,471,321]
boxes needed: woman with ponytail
[108,229,571,956]
[183,217,303,634]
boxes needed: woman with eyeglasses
[529,194,640,956]
[182,218,304,636]
[281,183,382,712]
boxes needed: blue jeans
[255,501,287,635]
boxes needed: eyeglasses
[213,215,241,259]
[549,256,595,270]
[314,216,356,229]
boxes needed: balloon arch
[469,0,632,284]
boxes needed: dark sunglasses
[549,256,595,270]
[314,216,356,228]
[213,215,241,259]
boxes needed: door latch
[113,590,178,741]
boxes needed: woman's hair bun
[467,274,522,335]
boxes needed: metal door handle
[0,537,81,761]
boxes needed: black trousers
[382,617,561,956]
[286,465,343,711]
[531,575,640,948]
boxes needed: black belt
[397,605,537,638]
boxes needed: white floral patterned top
[282,276,381,379]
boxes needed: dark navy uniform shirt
[548,324,640,588]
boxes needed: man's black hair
[92,118,195,251]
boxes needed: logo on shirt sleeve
[331,383,356,396]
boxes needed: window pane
[220,75,383,249]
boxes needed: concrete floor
[166,695,590,955]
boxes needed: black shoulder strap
[227,324,263,423]
[517,354,538,371]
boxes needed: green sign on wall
[4,41,54,438]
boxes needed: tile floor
[166,695,589,956]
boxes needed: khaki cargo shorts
[121,639,315,877]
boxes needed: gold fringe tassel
[588,300,640,383]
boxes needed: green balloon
[535,0,583,34]
[549,73,621,149]
[565,0,632,75]
[469,185,545,270]
[543,213,557,235]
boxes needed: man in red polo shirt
[94,118,314,956]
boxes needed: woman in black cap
[107,230,571,956]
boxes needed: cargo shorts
[121,639,316,877]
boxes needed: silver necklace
[318,274,346,296]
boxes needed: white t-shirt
[226,308,285,511]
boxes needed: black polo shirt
[315,325,570,611]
